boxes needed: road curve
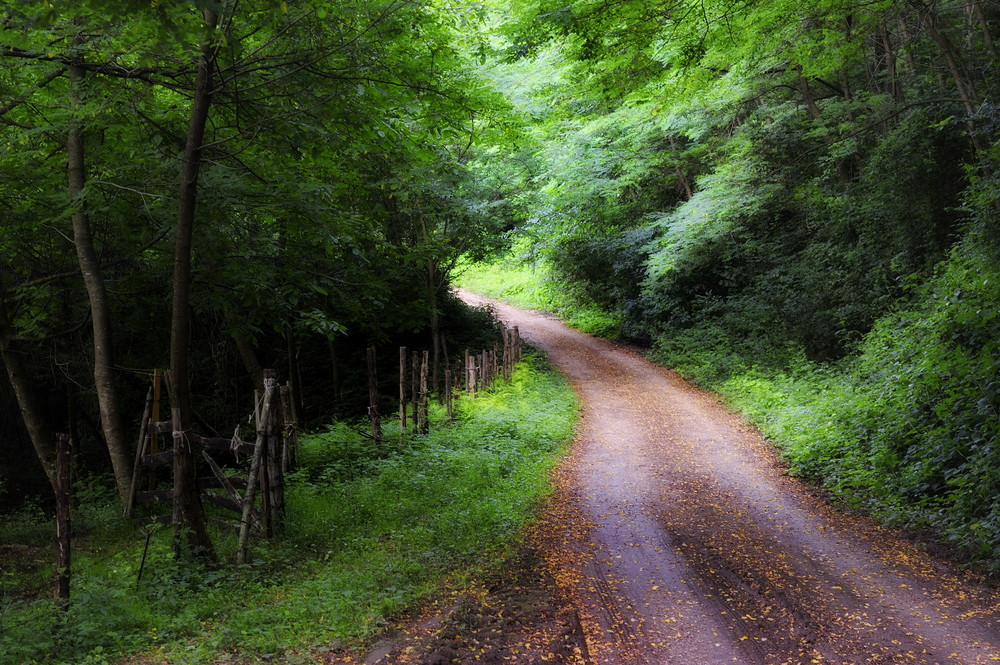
[461,290,1000,665]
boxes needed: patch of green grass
[0,352,577,665]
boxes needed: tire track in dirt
[463,291,1000,665]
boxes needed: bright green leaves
[466,0,1000,568]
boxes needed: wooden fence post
[237,376,277,564]
[502,327,511,381]
[439,336,450,405]
[150,368,162,488]
[125,386,153,517]
[279,382,298,473]
[399,346,407,438]
[367,347,382,442]
[419,350,429,434]
[263,370,283,537]
[54,433,72,607]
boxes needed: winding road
[460,291,1000,665]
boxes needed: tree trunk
[420,216,441,394]
[285,325,305,429]
[169,7,221,561]
[367,346,382,442]
[54,433,72,606]
[669,136,693,200]
[881,25,904,104]
[0,288,57,489]
[67,61,131,503]
[916,1,986,155]
[797,66,852,188]
[969,0,996,58]
[327,337,341,407]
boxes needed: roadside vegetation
[456,198,1000,574]
[452,0,1000,573]
[0,353,577,665]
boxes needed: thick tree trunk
[0,290,57,489]
[67,62,131,503]
[169,7,221,561]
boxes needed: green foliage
[463,0,1000,570]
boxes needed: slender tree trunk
[420,217,441,394]
[54,433,72,606]
[67,61,131,502]
[797,66,852,188]
[0,289,57,489]
[327,337,341,407]
[881,25,905,103]
[367,346,382,442]
[916,1,986,155]
[285,325,305,428]
[169,7,221,561]
[669,136,693,200]
[969,0,996,58]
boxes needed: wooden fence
[124,368,299,562]
[374,324,522,441]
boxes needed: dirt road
[353,293,1000,665]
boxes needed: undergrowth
[0,353,577,665]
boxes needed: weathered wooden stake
[264,371,284,537]
[367,347,382,442]
[237,376,277,564]
[439,336,450,405]
[150,368,162,488]
[399,346,407,438]
[482,350,490,390]
[54,433,72,607]
[125,386,153,517]
[419,350,429,434]
[502,327,511,381]
[279,382,298,473]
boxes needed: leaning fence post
[237,376,276,565]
